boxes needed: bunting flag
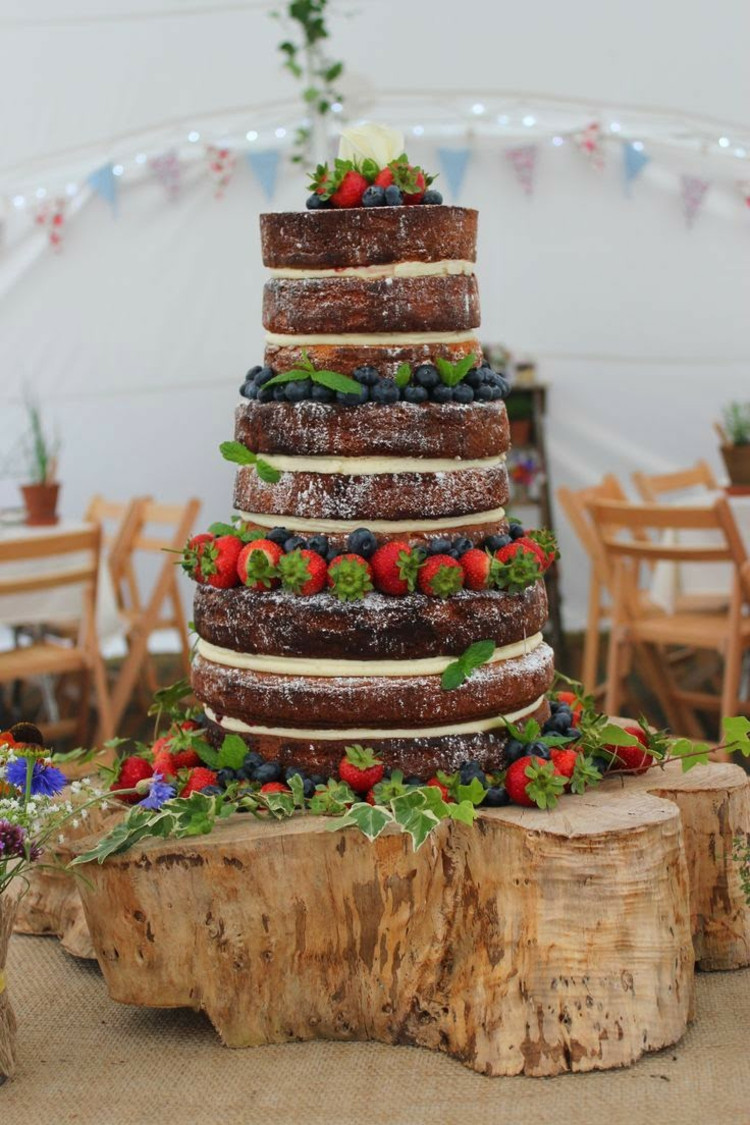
[87,163,118,214]
[436,147,471,201]
[34,197,68,251]
[574,121,605,169]
[246,149,280,201]
[205,146,236,198]
[504,145,538,196]
[680,175,710,228]
[149,149,181,201]
[737,180,750,209]
[623,142,650,194]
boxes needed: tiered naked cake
[191,196,555,780]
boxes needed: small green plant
[722,402,750,445]
[22,392,59,483]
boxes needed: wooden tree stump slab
[73,762,750,1077]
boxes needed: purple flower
[138,773,175,810]
[5,757,67,798]
[0,819,30,860]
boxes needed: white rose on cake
[338,123,405,168]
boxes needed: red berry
[110,756,153,804]
[338,745,384,794]
[417,555,464,598]
[330,170,368,208]
[179,767,218,797]
[494,540,536,565]
[260,782,291,794]
[427,777,451,801]
[370,541,421,596]
[459,548,492,591]
[374,168,394,188]
[549,747,579,786]
[403,169,426,205]
[237,538,282,591]
[555,691,583,725]
[365,789,377,806]
[327,554,374,602]
[606,725,652,775]
[278,548,328,596]
[183,534,242,589]
[504,756,546,807]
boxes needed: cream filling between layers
[236,506,507,535]
[268,259,476,280]
[265,330,478,347]
[203,695,545,741]
[258,452,506,476]
[196,633,544,678]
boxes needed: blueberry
[346,527,378,558]
[235,765,254,781]
[253,761,283,784]
[362,184,386,207]
[256,367,275,387]
[428,537,452,555]
[200,785,223,796]
[451,537,473,557]
[303,778,317,799]
[452,383,474,404]
[403,384,428,404]
[422,189,443,205]
[325,546,339,563]
[549,700,561,714]
[589,755,608,773]
[444,547,461,559]
[310,383,334,403]
[489,385,505,401]
[482,786,511,807]
[285,765,306,782]
[371,379,400,404]
[306,193,328,209]
[414,364,440,389]
[272,385,287,402]
[217,768,236,788]
[431,384,454,404]
[336,384,369,406]
[267,527,290,547]
[309,774,326,787]
[240,381,258,400]
[384,185,403,205]
[459,761,487,787]
[543,713,573,736]
[257,386,274,403]
[494,374,511,398]
[404,775,424,787]
[527,741,551,760]
[244,751,264,769]
[246,365,263,383]
[353,365,380,386]
[284,536,307,553]
[465,368,483,389]
[504,738,528,764]
[307,534,329,557]
[474,384,493,402]
[509,522,525,540]
[285,379,311,402]
[483,534,511,551]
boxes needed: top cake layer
[260,206,478,270]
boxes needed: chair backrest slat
[0,526,99,564]
[633,459,717,503]
[557,474,627,590]
[0,526,100,599]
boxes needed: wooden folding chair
[109,498,201,729]
[632,460,718,503]
[590,496,750,741]
[0,527,114,752]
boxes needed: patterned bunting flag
[34,197,68,251]
[246,149,280,201]
[149,149,181,201]
[436,147,471,201]
[504,145,538,196]
[87,164,118,214]
[574,121,605,169]
[622,142,650,194]
[680,175,710,228]
[205,146,236,198]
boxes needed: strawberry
[181,533,242,589]
[417,554,464,598]
[370,541,422,595]
[549,747,579,786]
[338,745,384,794]
[516,537,548,568]
[278,548,328,596]
[427,777,451,802]
[606,725,653,775]
[491,541,542,594]
[110,756,153,804]
[327,554,374,601]
[555,691,583,725]
[330,170,368,208]
[375,162,427,204]
[260,782,291,794]
[179,767,218,797]
[365,789,377,806]
[237,538,282,591]
[522,529,559,571]
[374,168,395,189]
[505,755,566,808]
[459,547,492,591]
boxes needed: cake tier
[233,459,509,521]
[192,641,553,730]
[263,336,481,380]
[236,510,509,550]
[262,274,480,335]
[201,699,550,778]
[235,401,508,459]
[194,584,548,660]
[260,206,478,270]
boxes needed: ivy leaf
[394,363,412,389]
[670,737,710,772]
[260,792,295,819]
[217,734,248,771]
[310,369,362,395]
[255,458,282,484]
[597,723,643,747]
[723,716,750,755]
[447,800,477,826]
[393,805,441,851]
[287,773,306,808]
[71,810,166,866]
[455,777,488,807]
[220,440,257,466]
[325,802,393,841]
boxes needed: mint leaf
[217,734,248,771]
[220,441,257,466]
[441,639,496,691]
[255,458,282,484]
[263,368,314,387]
[310,369,362,394]
[435,353,476,387]
[193,740,220,770]
[394,363,412,389]
[598,723,643,748]
[441,661,468,691]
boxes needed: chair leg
[603,626,625,718]
[75,668,92,747]
[717,640,745,760]
[636,644,703,738]
[91,652,115,753]
[581,582,602,695]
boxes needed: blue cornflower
[5,757,67,798]
[138,773,175,810]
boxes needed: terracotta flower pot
[20,481,60,526]
[720,444,750,487]
[0,888,20,1083]
[509,418,532,447]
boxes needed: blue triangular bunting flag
[436,147,471,201]
[87,163,118,214]
[246,149,281,202]
[623,142,650,191]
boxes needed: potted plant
[717,402,750,487]
[19,394,60,525]
[506,390,534,447]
